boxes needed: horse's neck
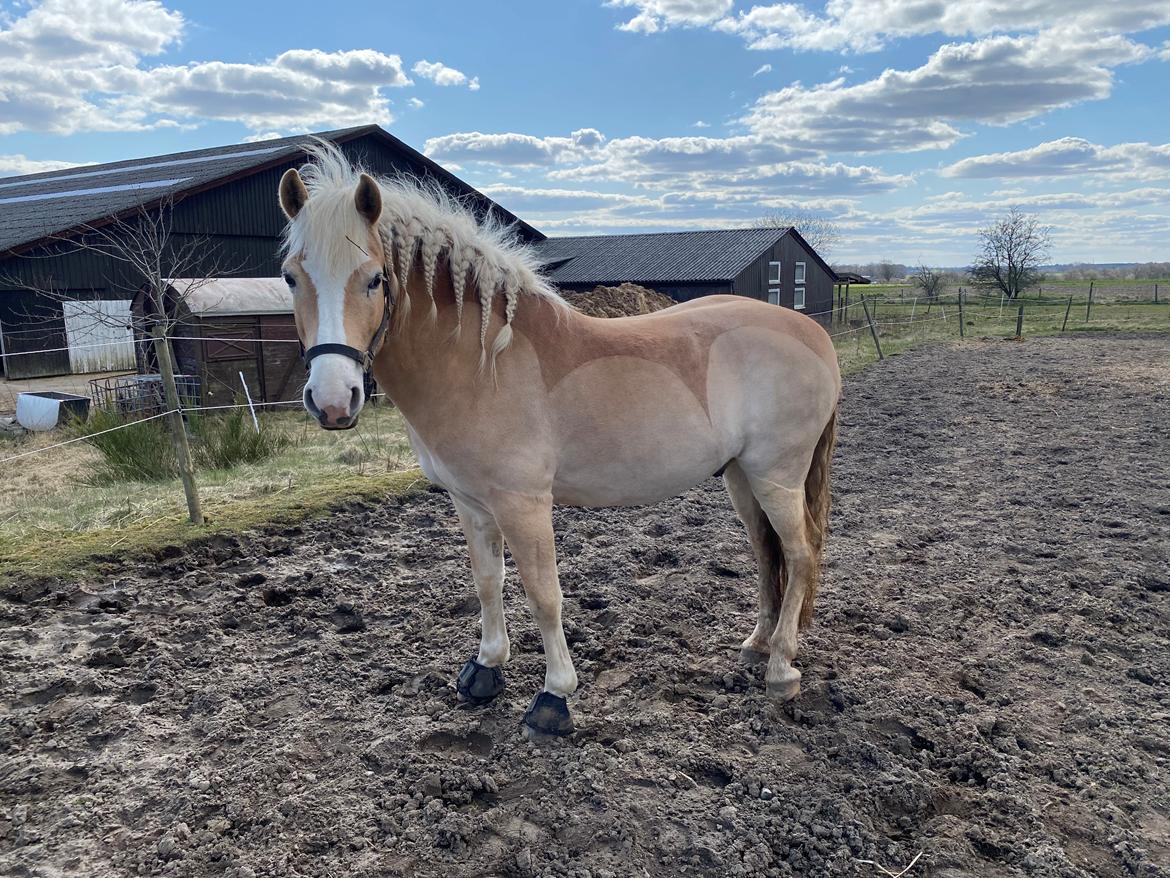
[375,271,573,420]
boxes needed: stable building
[535,227,837,320]
[0,125,540,383]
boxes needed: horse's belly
[548,357,726,506]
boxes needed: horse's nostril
[304,387,322,418]
[349,385,362,414]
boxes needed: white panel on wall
[63,300,136,374]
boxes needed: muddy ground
[2,334,1168,878]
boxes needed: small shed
[133,278,303,407]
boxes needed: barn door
[62,300,136,374]
[0,292,70,380]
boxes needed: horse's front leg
[452,498,508,706]
[491,491,577,736]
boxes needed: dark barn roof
[534,228,788,286]
[0,124,541,256]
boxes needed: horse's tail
[799,408,836,628]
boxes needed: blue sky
[2,0,1169,265]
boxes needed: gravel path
[2,334,1168,878]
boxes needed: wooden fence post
[861,297,884,361]
[152,322,203,525]
[1156,283,1160,304]
[1061,296,1073,332]
[958,291,965,338]
[1086,281,1094,322]
[1015,304,1024,339]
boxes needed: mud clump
[1,336,1168,877]
[563,282,675,317]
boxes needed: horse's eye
[368,274,382,291]
[283,273,296,288]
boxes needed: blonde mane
[282,140,563,366]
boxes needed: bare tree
[970,207,1051,299]
[4,200,246,524]
[756,209,841,257]
[912,263,947,300]
[876,260,898,283]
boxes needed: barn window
[767,288,780,305]
[795,261,807,283]
[794,286,806,310]
[768,261,781,284]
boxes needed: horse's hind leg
[746,474,815,701]
[452,497,509,705]
[723,461,782,664]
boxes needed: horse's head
[279,167,393,430]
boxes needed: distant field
[859,278,1169,303]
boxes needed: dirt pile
[1,336,1168,877]
[563,283,675,317]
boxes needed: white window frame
[767,288,780,305]
[795,261,807,284]
[794,286,806,310]
[768,261,781,284]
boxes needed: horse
[277,144,841,736]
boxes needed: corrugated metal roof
[0,128,371,254]
[533,228,790,285]
[0,125,543,254]
[174,278,292,316]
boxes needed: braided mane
[281,140,564,366]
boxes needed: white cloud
[693,120,710,128]
[742,30,1152,153]
[713,0,1170,53]
[412,59,479,89]
[607,0,733,33]
[242,131,282,142]
[942,138,1170,179]
[424,129,608,166]
[408,97,425,109]
[752,63,772,76]
[0,0,468,134]
[0,153,88,176]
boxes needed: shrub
[191,408,292,470]
[74,408,178,482]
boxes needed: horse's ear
[355,173,382,225]
[279,168,308,219]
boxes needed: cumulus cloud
[742,30,1152,153]
[607,0,733,33]
[0,153,88,176]
[941,138,1170,179]
[424,129,608,167]
[709,0,1170,53]
[693,120,710,128]
[412,60,479,89]
[0,0,468,134]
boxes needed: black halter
[302,260,395,374]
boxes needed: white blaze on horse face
[302,248,366,425]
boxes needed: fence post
[152,322,203,525]
[1156,283,1160,304]
[1015,304,1024,339]
[1086,281,1094,322]
[958,291,965,337]
[861,297,884,361]
[1061,296,1073,332]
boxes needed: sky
[1,0,1169,265]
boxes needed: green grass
[830,295,1170,374]
[0,401,420,581]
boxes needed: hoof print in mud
[523,691,574,737]
[455,658,505,706]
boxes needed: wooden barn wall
[732,236,834,322]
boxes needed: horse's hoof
[766,670,801,703]
[740,645,770,665]
[522,691,574,736]
[456,658,505,706]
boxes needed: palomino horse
[278,145,840,735]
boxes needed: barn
[535,227,838,320]
[0,125,540,385]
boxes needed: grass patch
[0,401,419,582]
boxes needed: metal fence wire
[89,373,202,420]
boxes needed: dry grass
[0,401,419,580]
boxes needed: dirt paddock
[2,335,1168,878]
